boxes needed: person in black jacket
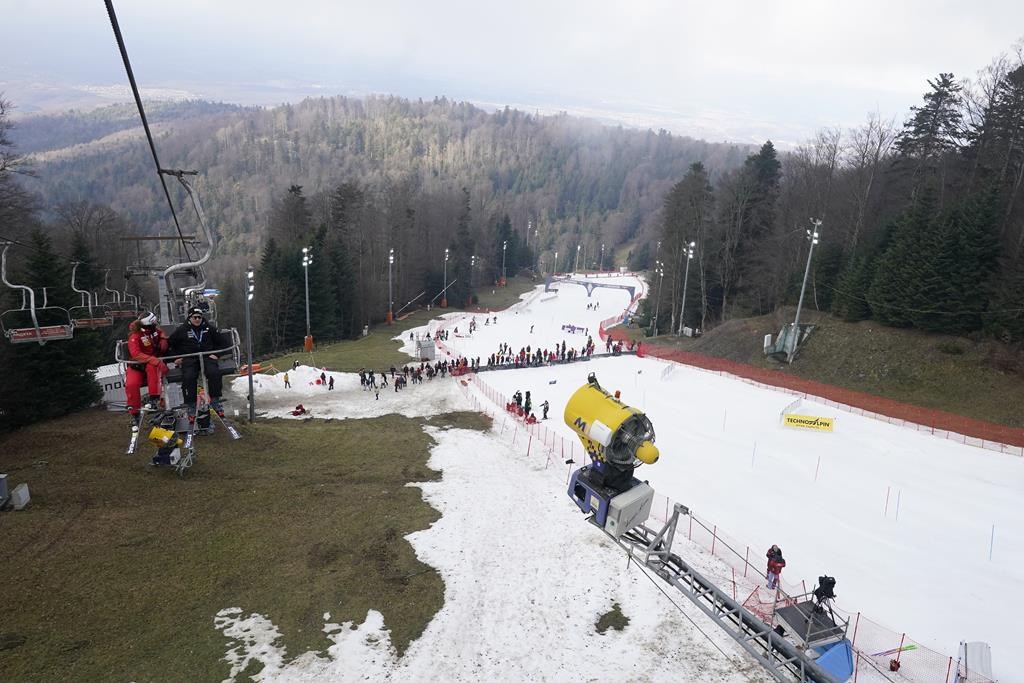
[168,307,223,414]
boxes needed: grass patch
[0,408,458,681]
[268,276,538,373]
[643,309,1024,428]
[595,602,630,634]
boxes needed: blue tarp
[813,639,854,681]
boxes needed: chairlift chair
[1,245,75,345]
[103,269,137,319]
[69,262,113,329]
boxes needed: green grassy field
[0,405,490,681]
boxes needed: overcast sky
[4,1,1023,145]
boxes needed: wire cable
[103,0,193,262]
[624,551,739,664]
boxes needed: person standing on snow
[168,307,224,416]
[540,400,550,420]
[125,311,169,426]
[766,545,786,589]
[283,372,291,388]
[328,376,335,390]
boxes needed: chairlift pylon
[0,243,75,344]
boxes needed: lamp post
[600,243,605,272]
[650,261,664,336]
[501,240,507,285]
[575,244,581,273]
[387,248,394,324]
[553,250,558,275]
[245,268,255,422]
[526,220,531,250]
[789,219,821,363]
[441,247,449,308]
[677,241,695,336]
[301,246,313,342]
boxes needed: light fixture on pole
[676,241,695,336]
[387,248,394,324]
[650,261,664,336]
[600,243,605,272]
[501,240,508,285]
[245,268,255,422]
[789,220,821,363]
[441,247,450,308]
[575,244,581,273]
[301,246,313,352]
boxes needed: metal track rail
[613,504,838,683]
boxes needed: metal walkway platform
[610,504,840,683]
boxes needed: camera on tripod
[812,575,837,613]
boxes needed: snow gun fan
[564,372,658,539]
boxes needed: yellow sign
[783,414,834,432]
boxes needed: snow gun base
[568,465,654,540]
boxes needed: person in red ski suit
[125,312,169,421]
[766,544,786,590]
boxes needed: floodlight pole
[388,248,394,323]
[501,240,507,285]
[442,247,449,307]
[600,243,605,272]
[789,219,821,363]
[301,246,312,337]
[650,262,664,336]
[245,268,255,422]
[677,241,695,336]
[575,244,581,273]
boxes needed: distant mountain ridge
[13,95,753,255]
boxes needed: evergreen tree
[832,255,875,321]
[893,73,965,201]
[447,188,475,307]
[867,196,938,327]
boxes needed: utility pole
[677,241,695,336]
[789,220,821,363]
[575,244,581,272]
[387,248,394,323]
[245,268,255,422]
[600,243,605,272]
[553,250,558,275]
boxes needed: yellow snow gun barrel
[564,373,658,467]
[148,426,183,449]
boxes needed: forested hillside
[649,51,1024,344]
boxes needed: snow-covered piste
[230,273,1022,681]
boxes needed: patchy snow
[224,273,1022,681]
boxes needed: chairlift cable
[102,0,194,262]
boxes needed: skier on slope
[540,400,550,420]
[125,311,169,427]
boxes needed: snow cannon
[564,372,657,539]
[148,425,183,466]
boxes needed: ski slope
[230,274,1021,681]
